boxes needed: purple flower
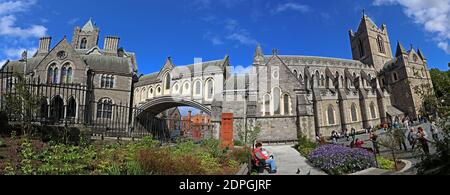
[308,144,376,175]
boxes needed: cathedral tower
[349,14,393,72]
[72,19,100,50]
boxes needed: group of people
[407,123,441,155]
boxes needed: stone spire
[82,18,97,32]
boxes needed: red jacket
[253,148,269,162]
[355,140,364,148]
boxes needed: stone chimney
[103,36,120,53]
[38,37,52,54]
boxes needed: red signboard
[220,113,234,149]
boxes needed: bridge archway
[136,96,212,118]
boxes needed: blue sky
[0,0,449,75]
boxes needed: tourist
[253,143,277,174]
[394,128,408,151]
[331,131,339,144]
[417,127,430,155]
[354,138,364,148]
[369,131,380,155]
[407,127,418,150]
[351,127,357,142]
[344,128,350,141]
[430,122,440,142]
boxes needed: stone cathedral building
[1,15,434,141]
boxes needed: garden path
[262,145,327,175]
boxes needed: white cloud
[4,47,37,60]
[67,17,79,25]
[227,33,258,46]
[373,0,450,54]
[272,3,311,14]
[0,15,47,38]
[231,65,253,75]
[0,0,36,15]
[203,31,224,45]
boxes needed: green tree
[237,121,262,148]
[3,73,39,136]
[415,68,450,175]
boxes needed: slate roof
[263,55,366,68]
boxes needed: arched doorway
[50,96,64,122]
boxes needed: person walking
[417,127,430,156]
[369,131,380,155]
[430,122,440,142]
[351,127,357,142]
[331,130,339,144]
[407,127,418,150]
[394,127,408,151]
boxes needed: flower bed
[308,144,376,175]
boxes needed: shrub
[234,140,244,147]
[138,148,205,175]
[228,147,251,164]
[377,156,395,170]
[297,134,318,156]
[308,144,376,175]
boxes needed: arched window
[164,73,171,90]
[283,94,290,115]
[67,67,73,83]
[195,80,201,95]
[351,104,358,122]
[299,74,303,83]
[320,75,325,87]
[97,98,113,119]
[149,88,154,97]
[327,105,335,125]
[134,89,139,104]
[101,75,106,88]
[105,75,110,89]
[50,95,64,122]
[47,66,54,84]
[359,39,365,57]
[80,38,87,49]
[377,35,385,54]
[264,94,270,116]
[53,67,59,84]
[141,88,147,102]
[61,67,67,84]
[67,97,76,118]
[293,70,298,78]
[206,79,214,99]
[315,71,320,87]
[273,88,281,115]
[370,102,377,119]
[110,76,114,88]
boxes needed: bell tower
[349,13,393,71]
[72,19,100,50]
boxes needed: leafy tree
[415,68,450,175]
[3,73,40,136]
[237,121,262,148]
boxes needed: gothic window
[67,97,76,118]
[316,71,320,87]
[321,75,325,87]
[149,88,154,97]
[206,79,214,99]
[293,70,298,78]
[264,94,270,116]
[283,94,290,115]
[370,102,377,119]
[273,87,281,115]
[61,67,67,84]
[195,80,201,95]
[377,35,385,54]
[141,88,147,101]
[97,98,113,119]
[351,104,358,122]
[80,38,87,49]
[299,74,303,83]
[47,65,54,84]
[101,75,105,88]
[53,67,59,84]
[164,73,171,90]
[157,87,161,94]
[67,67,73,83]
[359,39,365,57]
[327,105,335,125]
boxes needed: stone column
[210,101,223,139]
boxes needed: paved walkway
[262,145,327,175]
